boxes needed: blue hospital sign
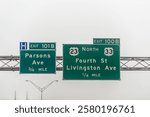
[20,42,28,50]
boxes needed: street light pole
[26,80,58,100]
[41,90,43,100]
[26,91,28,100]
[14,90,16,100]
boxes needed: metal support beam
[0,56,150,71]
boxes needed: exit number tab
[29,43,56,50]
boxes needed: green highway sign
[63,42,120,80]
[20,42,56,74]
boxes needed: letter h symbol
[20,42,27,50]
